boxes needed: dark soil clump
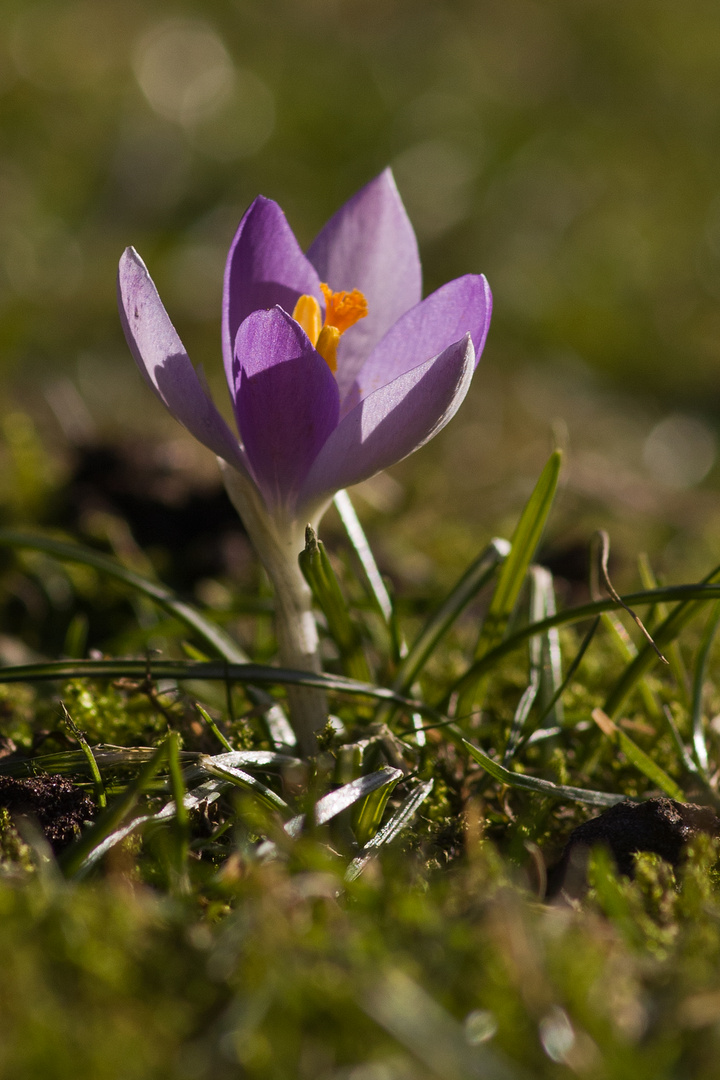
[546,797,720,899]
[0,775,96,852]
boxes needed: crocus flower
[117,169,492,752]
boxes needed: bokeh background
[2,0,720,601]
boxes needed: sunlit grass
[0,432,719,1076]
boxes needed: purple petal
[234,307,340,509]
[298,334,475,511]
[348,274,492,413]
[307,169,422,399]
[118,247,248,472]
[223,197,321,397]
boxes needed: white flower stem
[269,550,327,757]
[220,462,327,757]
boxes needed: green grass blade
[71,778,227,876]
[464,740,627,807]
[691,601,720,772]
[504,565,561,762]
[195,704,234,752]
[202,749,301,769]
[0,657,441,717]
[615,731,683,799]
[532,616,600,731]
[600,610,662,721]
[0,528,294,747]
[299,526,372,682]
[591,709,685,800]
[638,552,690,701]
[197,759,289,814]
[0,529,246,662]
[352,772,402,848]
[660,705,717,800]
[346,779,434,882]
[60,704,107,808]
[285,767,404,838]
[392,538,510,699]
[333,489,393,624]
[456,450,562,719]
[603,565,720,719]
[503,680,539,764]
[60,737,171,877]
[537,567,564,727]
[362,969,525,1080]
[167,731,190,890]
[314,767,403,826]
[446,578,720,708]
[472,451,562,657]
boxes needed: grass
[2,437,720,1078]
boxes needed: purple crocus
[117,169,492,752]
[118,169,491,530]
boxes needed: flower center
[292,284,368,373]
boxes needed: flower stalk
[220,463,326,756]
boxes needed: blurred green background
[2,0,720,585]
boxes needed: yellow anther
[292,284,367,374]
[320,282,368,335]
[316,325,340,373]
[291,294,322,347]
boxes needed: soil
[0,774,97,853]
[61,441,248,589]
[546,797,720,899]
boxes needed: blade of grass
[504,565,558,763]
[590,709,685,800]
[531,618,601,734]
[505,682,539,765]
[333,490,393,624]
[60,737,171,877]
[638,551,690,701]
[539,567,564,726]
[690,601,720,772]
[166,731,190,891]
[285,767,404,837]
[63,612,88,659]
[0,529,294,748]
[346,778,434,882]
[0,657,443,718]
[205,749,301,769]
[603,564,720,720]
[183,748,302,789]
[362,969,525,1080]
[334,489,408,663]
[71,777,227,875]
[464,740,628,807]
[60,704,107,808]
[661,705,717,800]
[353,771,402,847]
[383,538,510,718]
[455,450,562,720]
[447,577,720,710]
[197,759,289,814]
[0,530,247,661]
[195,703,234,752]
[0,744,299,780]
[600,610,662,721]
[311,766,403,827]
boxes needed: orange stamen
[320,282,368,336]
[291,284,368,374]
